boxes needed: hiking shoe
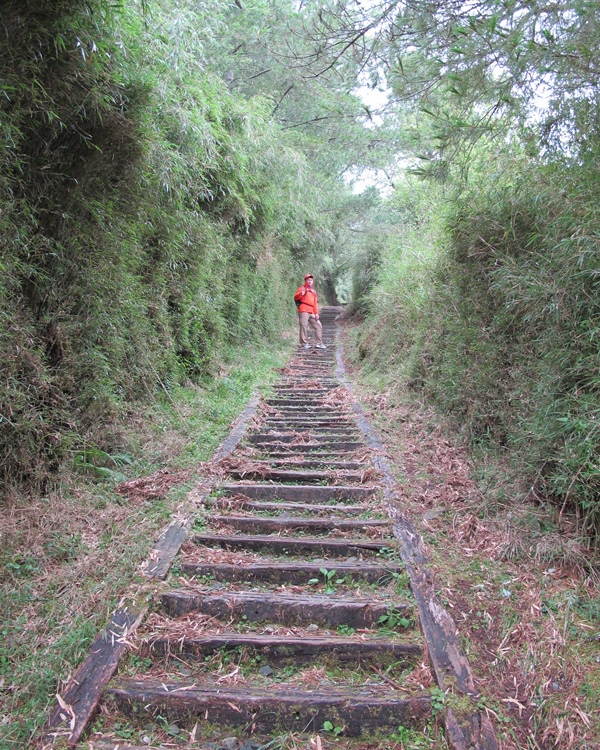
[315,343,327,349]
[302,344,312,349]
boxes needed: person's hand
[315,314,319,320]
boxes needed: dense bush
[0,0,334,496]
[353,150,600,540]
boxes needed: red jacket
[294,284,318,316]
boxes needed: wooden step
[209,514,389,534]
[180,560,402,584]
[147,632,422,665]
[191,532,391,556]
[265,404,342,411]
[220,484,374,501]
[236,459,362,470]
[257,426,359,435]
[270,390,339,398]
[248,438,364,451]
[160,589,410,628]
[106,680,431,736]
[280,382,340,393]
[262,422,358,431]
[220,499,367,514]
[254,449,362,459]
[226,468,363,484]
[265,404,347,410]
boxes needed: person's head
[304,273,314,287]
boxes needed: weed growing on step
[308,568,346,594]
[377,607,412,633]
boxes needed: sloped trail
[40,307,497,750]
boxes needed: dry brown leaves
[178,542,263,565]
[116,466,194,503]
[138,611,226,644]
[321,386,355,409]
[351,386,600,749]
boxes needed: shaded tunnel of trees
[1,0,599,540]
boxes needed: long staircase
[42,306,497,750]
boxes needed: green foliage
[377,607,411,632]
[308,567,345,594]
[352,139,600,540]
[0,0,337,497]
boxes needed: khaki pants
[298,312,323,345]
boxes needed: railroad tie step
[225,468,364,484]
[219,483,375,501]
[264,403,344,410]
[160,589,412,629]
[262,419,356,427]
[146,632,422,666]
[190,532,391,556]
[261,423,359,433]
[247,436,364,450]
[213,499,368,514]
[208,514,389,535]
[180,559,404,585]
[105,681,432,737]
[230,459,363,470]
[255,426,360,436]
[255,449,363,459]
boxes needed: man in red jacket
[294,273,326,349]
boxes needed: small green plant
[129,654,152,671]
[308,568,345,594]
[430,686,446,715]
[387,569,410,590]
[337,623,355,636]
[73,448,132,483]
[170,561,182,576]
[377,607,411,631]
[113,721,136,740]
[4,555,39,578]
[322,720,343,737]
[390,724,428,746]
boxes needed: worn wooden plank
[226,468,363,484]
[107,681,431,736]
[270,403,342,407]
[250,441,364,453]
[212,393,261,463]
[272,388,332,394]
[267,402,334,409]
[149,633,422,665]
[143,517,192,580]
[237,459,363,470]
[209,514,389,534]
[180,560,403,584]
[264,414,355,422]
[161,589,410,628]
[255,449,362,459]
[191,532,390,556]
[220,484,374,501]
[41,606,146,749]
[227,499,367,514]
[258,426,360,435]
